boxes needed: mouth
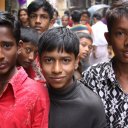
[50,76,65,82]
[0,62,7,70]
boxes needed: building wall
[0,0,5,11]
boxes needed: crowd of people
[0,0,128,127]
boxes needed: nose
[52,61,62,74]
[28,52,35,62]
[0,48,4,60]
[35,16,41,24]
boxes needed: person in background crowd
[74,32,93,80]
[81,0,128,127]
[17,27,45,81]
[0,11,49,128]
[61,15,70,28]
[89,13,109,65]
[27,0,54,34]
[70,10,89,34]
[18,8,29,27]
[27,0,54,81]
[80,10,92,34]
[38,27,107,128]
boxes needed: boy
[38,27,107,128]
[27,0,54,81]
[17,27,45,81]
[81,1,128,127]
[27,0,54,34]
[74,32,93,79]
[0,11,49,127]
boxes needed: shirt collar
[8,67,28,98]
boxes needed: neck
[0,66,17,88]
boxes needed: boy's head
[80,10,90,25]
[71,10,81,24]
[76,32,92,59]
[38,27,79,90]
[0,11,20,77]
[62,15,69,27]
[27,0,54,34]
[105,0,128,64]
[17,27,39,69]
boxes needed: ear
[75,56,79,70]
[17,40,24,54]
[104,32,111,46]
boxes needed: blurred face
[80,14,90,24]
[29,8,51,34]
[62,16,69,27]
[79,37,92,59]
[0,26,17,78]
[17,42,38,69]
[19,10,28,23]
[105,16,128,64]
[40,49,78,90]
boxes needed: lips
[0,62,7,70]
[50,76,65,82]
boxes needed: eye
[115,31,126,38]
[25,48,32,53]
[62,58,71,64]
[2,42,12,49]
[40,15,48,20]
[44,57,54,64]
[30,14,37,19]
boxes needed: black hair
[106,0,128,33]
[81,10,90,18]
[71,10,81,23]
[38,27,79,58]
[20,27,39,45]
[76,32,93,42]
[93,13,102,20]
[0,11,20,44]
[27,0,54,20]
[18,8,28,20]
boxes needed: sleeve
[91,96,108,128]
[32,86,50,128]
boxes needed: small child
[75,32,93,79]
[38,27,107,128]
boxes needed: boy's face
[62,16,69,27]
[79,37,92,59]
[40,49,78,90]
[0,26,17,77]
[19,10,28,23]
[18,42,38,69]
[105,16,128,64]
[29,7,51,34]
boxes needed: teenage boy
[0,11,49,127]
[17,27,45,81]
[27,0,54,81]
[38,27,107,128]
[27,0,54,34]
[81,1,128,127]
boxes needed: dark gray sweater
[48,80,107,128]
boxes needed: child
[81,1,128,127]
[38,27,107,128]
[0,11,49,128]
[17,27,45,81]
[74,32,93,80]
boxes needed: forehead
[31,7,49,16]
[80,37,92,44]
[22,42,38,48]
[112,16,128,30]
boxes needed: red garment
[0,67,49,128]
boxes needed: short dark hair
[106,0,128,33]
[76,32,93,42]
[38,27,79,58]
[71,10,81,23]
[20,27,39,45]
[81,10,90,18]
[27,0,54,20]
[93,13,102,20]
[0,11,20,44]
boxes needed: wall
[0,0,5,11]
